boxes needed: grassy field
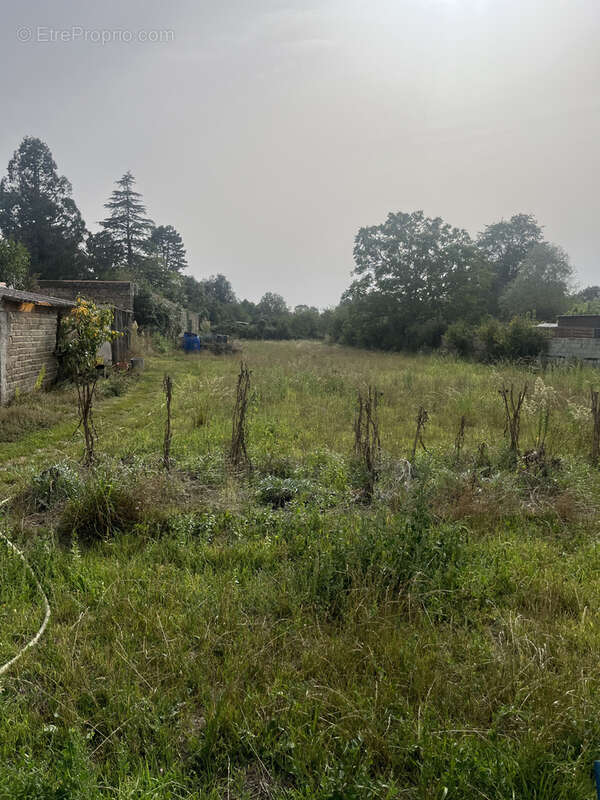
[2,340,600,798]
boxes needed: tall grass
[0,342,600,797]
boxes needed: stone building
[0,286,74,404]
[37,280,136,364]
[547,315,600,364]
[37,280,135,313]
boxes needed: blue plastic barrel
[182,332,201,352]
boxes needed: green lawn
[1,341,600,798]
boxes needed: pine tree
[100,171,153,270]
[0,137,87,279]
[149,224,187,273]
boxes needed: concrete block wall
[37,280,135,312]
[548,338,600,363]
[0,306,60,402]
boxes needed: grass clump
[59,468,142,542]
[0,395,65,442]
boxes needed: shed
[37,280,136,364]
[0,287,74,404]
[546,314,600,364]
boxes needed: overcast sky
[1,0,598,307]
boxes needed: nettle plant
[59,296,120,464]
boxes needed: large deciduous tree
[0,137,87,279]
[202,274,236,305]
[499,242,573,320]
[100,171,153,271]
[258,292,288,316]
[344,210,492,349]
[477,213,543,290]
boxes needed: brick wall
[37,280,135,312]
[0,305,60,402]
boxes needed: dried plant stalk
[230,361,251,468]
[163,374,173,471]
[411,406,429,461]
[353,385,381,501]
[499,383,527,456]
[454,415,466,463]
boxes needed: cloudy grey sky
[1,0,598,307]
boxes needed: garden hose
[0,498,50,676]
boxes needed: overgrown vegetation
[2,136,595,357]
[2,342,600,797]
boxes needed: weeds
[99,371,130,398]
[2,344,600,798]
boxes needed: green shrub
[134,285,182,340]
[474,317,507,361]
[504,315,548,359]
[28,462,82,511]
[465,317,548,362]
[443,320,476,357]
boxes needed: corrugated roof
[0,286,75,309]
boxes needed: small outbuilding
[0,286,74,404]
[37,280,136,364]
[547,314,600,364]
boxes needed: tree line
[0,136,595,353]
[329,209,593,354]
[0,136,328,340]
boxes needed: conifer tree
[100,171,153,270]
[148,224,187,273]
[0,137,86,279]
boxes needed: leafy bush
[443,320,476,358]
[503,316,548,359]
[28,462,82,511]
[444,317,548,362]
[134,285,182,340]
[475,317,507,361]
